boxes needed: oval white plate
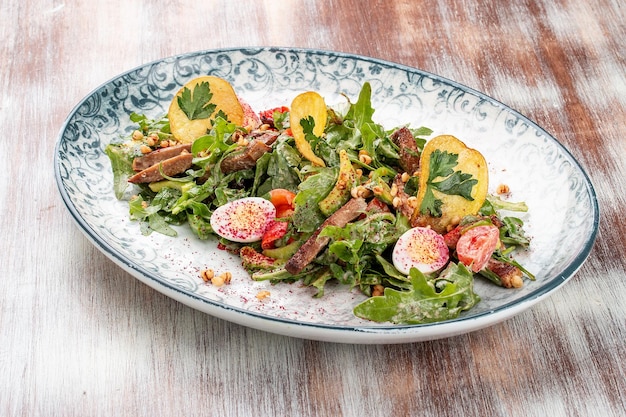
[55,47,599,344]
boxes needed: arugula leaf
[345,82,375,129]
[291,168,336,232]
[177,81,216,120]
[482,195,529,214]
[480,251,536,282]
[128,194,178,237]
[499,216,531,247]
[129,112,171,134]
[353,263,480,324]
[191,117,238,156]
[343,82,384,164]
[420,149,478,217]
[186,201,214,240]
[308,269,334,298]
[317,211,410,291]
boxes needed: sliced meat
[390,127,420,174]
[132,143,192,171]
[220,131,279,174]
[485,258,524,288]
[285,198,368,275]
[128,152,193,184]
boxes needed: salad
[106,75,534,325]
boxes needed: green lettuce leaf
[104,144,135,199]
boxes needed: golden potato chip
[411,135,488,233]
[290,91,327,166]
[168,76,244,143]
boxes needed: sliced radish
[392,227,450,275]
[210,197,276,243]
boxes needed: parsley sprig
[420,150,478,217]
[177,81,217,120]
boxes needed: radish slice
[210,197,276,243]
[392,227,450,275]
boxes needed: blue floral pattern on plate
[55,47,599,343]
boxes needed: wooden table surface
[2,0,624,416]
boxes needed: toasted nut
[351,185,371,198]
[372,284,385,297]
[390,182,398,197]
[259,123,271,131]
[407,196,419,209]
[372,185,384,196]
[355,168,363,177]
[145,135,156,147]
[359,154,372,165]
[139,145,152,154]
[211,271,232,287]
[401,172,411,183]
[220,272,232,284]
[256,290,271,300]
[392,196,402,208]
[497,183,510,194]
[132,130,144,141]
[511,275,524,288]
[200,269,214,282]
[211,275,225,287]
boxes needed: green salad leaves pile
[106,81,533,325]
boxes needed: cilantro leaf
[177,81,216,120]
[431,171,476,200]
[429,149,458,178]
[300,115,314,133]
[419,149,478,217]
[420,186,444,217]
[300,115,328,160]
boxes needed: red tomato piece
[261,220,289,250]
[268,189,296,209]
[259,106,289,126]
[275,205,294,219]
[456,225,500,272]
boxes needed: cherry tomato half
[261,220,289,250]
[456,225,500,273]
[268,188,296,209]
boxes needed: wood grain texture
[1,0,624,416]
